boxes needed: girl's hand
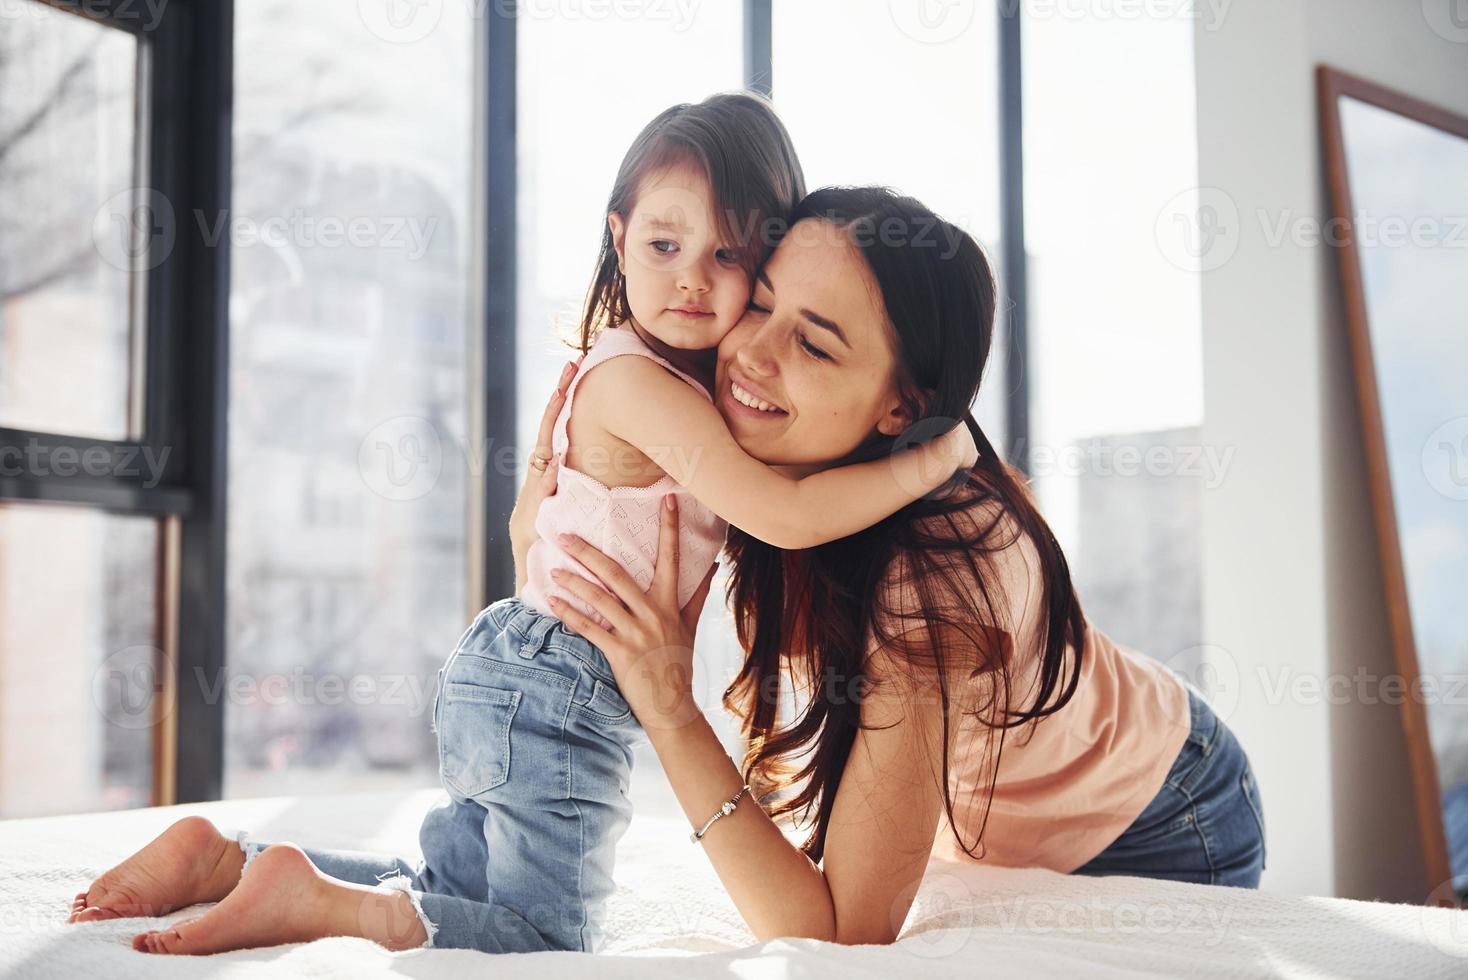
[942,418,980,472]
[546,494,718,734]
[510,357,580,593]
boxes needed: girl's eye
[715,248,738,264]
[798,332,831,362]
[650,240,678,254]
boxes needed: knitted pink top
[522,328,729,630]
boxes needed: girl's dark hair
[723,186,1088,863]
[576,91,806,351]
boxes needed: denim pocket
[439,681,521,799]
[575,676,634,724]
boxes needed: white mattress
[3,787,1465,978]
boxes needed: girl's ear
[607,212,627,271]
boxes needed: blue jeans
[236,597,647,953]
[1072,680,1267,887]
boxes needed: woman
[533,186,1267,944]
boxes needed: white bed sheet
[2,787,1465,978]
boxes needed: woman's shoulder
[873,490,1039,634]
[891,491,1033,574]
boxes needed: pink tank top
[521,328,729,630]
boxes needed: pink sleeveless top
[521,328,729,630]
[870,499,1193,874]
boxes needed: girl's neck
[624,317,717,393]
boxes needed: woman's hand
[510,357,580,594]
[546,494,718,734]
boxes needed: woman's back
[870,495,1193,873]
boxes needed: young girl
[70,93,976,956]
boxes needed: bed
[3,786,1465,978]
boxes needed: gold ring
[529,454,551,471]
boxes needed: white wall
[1195,0,1468,900]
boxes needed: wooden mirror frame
[1317,65,1468,904]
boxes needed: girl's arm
[580,356,976,550]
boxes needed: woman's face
[714,219,912,469]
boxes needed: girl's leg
[235,830,419,888]
[132,840,554,955]
[69,816,245,923]
[430,599,645,953]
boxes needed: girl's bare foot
[132,843,429,955]
[68,815,245,924]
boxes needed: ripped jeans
[235,597,648,953]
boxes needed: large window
[0,505,158,817]
[0,1,1210,811]
[224,0,475,797]
[0,4,141,441]
[1023,8,1205,666]
[0,1,169,817]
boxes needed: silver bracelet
[690,783,752,844]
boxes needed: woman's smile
[720,367,790,423]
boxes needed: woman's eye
[650,240,678,254]
[798,333,831,362]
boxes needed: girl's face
[607,163,751,351]
[714,219,913,469]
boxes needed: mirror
[1318,66,1468,905]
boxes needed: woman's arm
[578,355,976,550]
[546,497,953,945]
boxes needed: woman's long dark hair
[576,91,806,351]
[723,187,1088,863]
